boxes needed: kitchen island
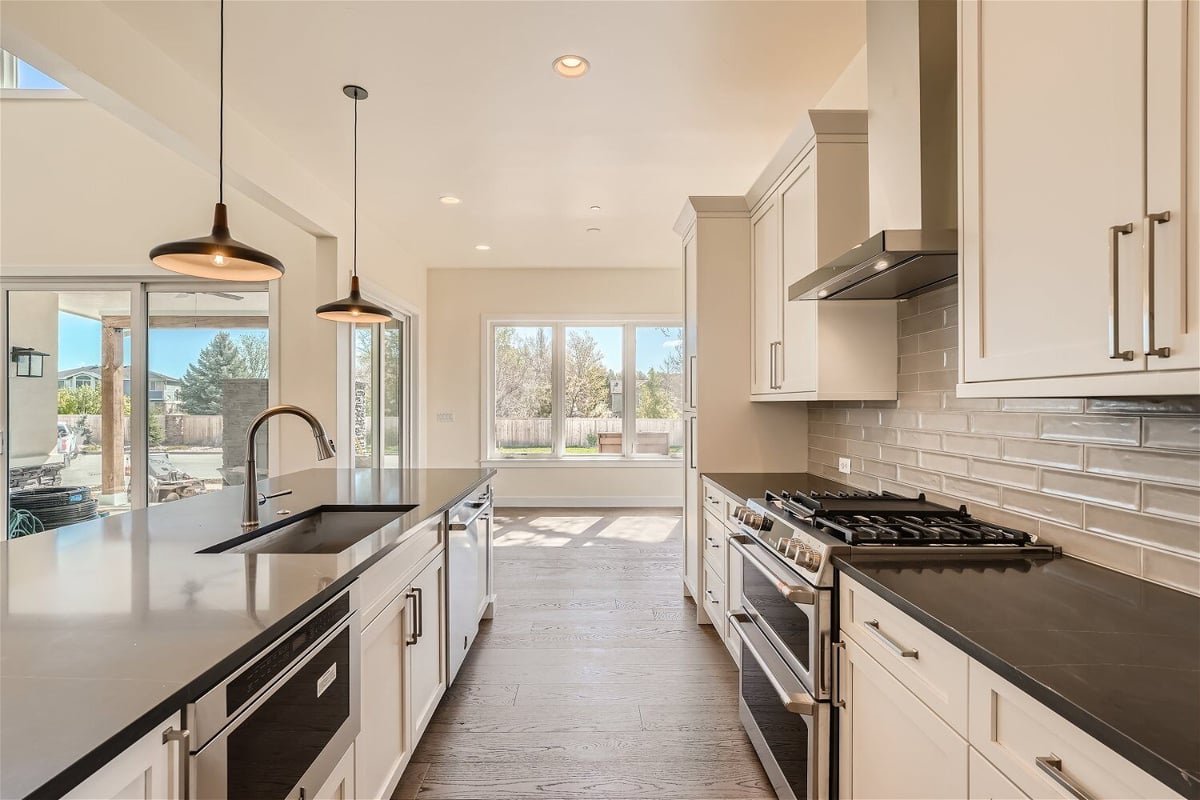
[0,467,493,800]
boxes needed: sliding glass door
[351,312,411,469]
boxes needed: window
[1,50,69,91]
[487,319,683,460]
[351,312,413,469]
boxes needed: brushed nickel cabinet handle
[864,619,919,659]
[688,417,697,470]
[688,354,697,408]
[1143,211,1172,358]
[774,341,783,388]
[1108,223,1136,361]
[405,591,419,645]
[162,727,190,800]
[1035,755,1094,800]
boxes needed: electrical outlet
[838,457,852,475]
[436,412,455,423]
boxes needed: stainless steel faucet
[242,405,336,529]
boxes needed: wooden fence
[59,414,224,448]
[495,417,683,448]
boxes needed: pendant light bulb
[315,85,393,324]
[148,0,284,281]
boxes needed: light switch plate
[838,457,852,475]
[437,412,455,423]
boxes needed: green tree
[494,326,552,418]
[179,331,246,414]
[637,368,677,419]
[148,412,165,447]
[58,385,102,414]
[564,330,612,418]
[237,332,269,379]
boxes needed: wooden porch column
[100,319,125,500]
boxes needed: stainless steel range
[728,487,1057,800]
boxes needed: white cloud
[663,339,682,348]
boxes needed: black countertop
[701,472,855,504]
[837,554,1200,799]
[0,467,493,800]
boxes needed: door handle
[773,341,783,388]
[162,727,190,800]
[413,586,423,640]
[728,612,815,715]
[688,354,697,408]
[1035,755,1094,800]
[404,590,419,646]
[688,417,697,470]
[863,619,919,659]
[1108,223,1135,361]
[1143,211,1171,358]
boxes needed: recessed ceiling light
[475,244,491,251]
[817,290,829,298]
[589,205,601,212]
[553,54,589,78]
[873,259,890,271]
[586,227,601,234]
[440,195,462,205]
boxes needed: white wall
[426,267,683,507]
[6,293,58,460]
[816,45,868,109]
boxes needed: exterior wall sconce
[11,347,48,378]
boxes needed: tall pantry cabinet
[675,198,809,620]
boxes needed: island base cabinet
[838,637,968,799]
[970,748,1030,800]
[311,745,355,800]
[356,550,447,800]
[64,712,184,800]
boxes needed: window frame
[482,314,683,465]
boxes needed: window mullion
[623,323,636,458]
[129,284,148,510]
[553,323,565,457]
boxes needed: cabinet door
[723,526,743,665]
[780,156,819,393]
[960,0,1147,382]
[839,637,968,799]
[751,199,782,394]
[356,591,410,800]
[1147,0,1198,370]
[969,749,1029,800]
[312,744,355,800]
[683,414,699,600]
[64,712,182,800]
[407,554,447,743]
[683,235,699,411]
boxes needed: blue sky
[58,313,257,378]
[16,59,66,90]
[512,325,682,373]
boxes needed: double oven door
[729,533,832,800]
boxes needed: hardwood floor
[394,508,775,800]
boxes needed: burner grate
[819,513,1034,546]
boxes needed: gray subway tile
[1087,396,1200,415]
[970,459,1039,489]
[1002,439,1084,470]
[898,372,920,392]
[879,445,919,466]
[1001,487,1085,527]
[919,411,970,432]
[1040,414,1140,445]
[898,429,942,450]
[863,426,901,445]
[1142,416,1200,452]
[1041,468,1140,510]
[942,433,1002,459]
[896,466,943,491]
[846,472,882,493]
[896,298,921,320]
[1036,520,1142,575]
[846,408,882,426]
[898,334,920,356]
[970,412,1039,438]
[1085,446,1200,487]
[918,370,958,392]
[917,284,958,313]
[901,349,952,374]
[1085,505,1200,555]
[880,409,919,429]
[862,460,899,480]
[808,448,840,468]
[919,450,970,475]
[943,394,1001,411]
[918,326,958,352]
[1142,483,1200,523]
[1141,547,1200,596]
[943,476,1001,506]
[897,391,943,410]
[845,439,881,460]
[1002,397,1086,413]
[899,307,950,337]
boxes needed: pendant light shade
[148,0,284,281]
[315,85,393,324]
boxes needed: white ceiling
[107,1,865,269]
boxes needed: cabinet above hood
[792,0,958,302]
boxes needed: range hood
[791,0,958,301]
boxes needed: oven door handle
[728,612,816,716]
[729,534,815,605]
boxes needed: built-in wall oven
[187,585,360,799]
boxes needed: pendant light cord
[352,92,358,278]
[218,0,224,204]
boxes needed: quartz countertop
[837,554,1200,800]
[0,467,493,800]
[700,471,855,504]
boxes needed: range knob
[794,546,822,571]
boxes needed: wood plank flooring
[394,508,775,800]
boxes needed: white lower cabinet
[839,636,969,800]
[64,712,185,800]
[312,744,355,800]
[356,550,446,800]
[970,748,1030,800]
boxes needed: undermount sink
[199,507,418,555]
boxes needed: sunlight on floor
[596,515,679,543]
[528,516,603,534]
[492,511,681,548]
[493,529,573,548]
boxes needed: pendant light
[315,85,393,324]
[148,0,284,280]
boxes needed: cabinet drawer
[702,510,726,576]
[840,576,968,735]
[702,482,728,517]
[702,560,726,637]
[360,516,443,628]
[968,661,1181,800]
[970,748,1029,800]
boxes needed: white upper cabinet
[959,0,1199,396]
[750,110,898,401]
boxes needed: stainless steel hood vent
[789,229,957,301]
[791,0,958,302]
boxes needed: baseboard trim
[494,496,683,508]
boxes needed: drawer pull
[1107,222,1136,361]
[1036,755,1094,800]
[705,589,720,605]
[864,619,919,659]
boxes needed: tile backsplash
[808,285,1200,596]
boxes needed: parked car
[56,423,79,465]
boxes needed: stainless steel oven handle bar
[729,534,815,605]
[162,727,190,800]
[728,612,815,716]
[449,500,490,531]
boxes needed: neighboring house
[57,366,182,411]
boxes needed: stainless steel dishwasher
[447,485,492,682]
